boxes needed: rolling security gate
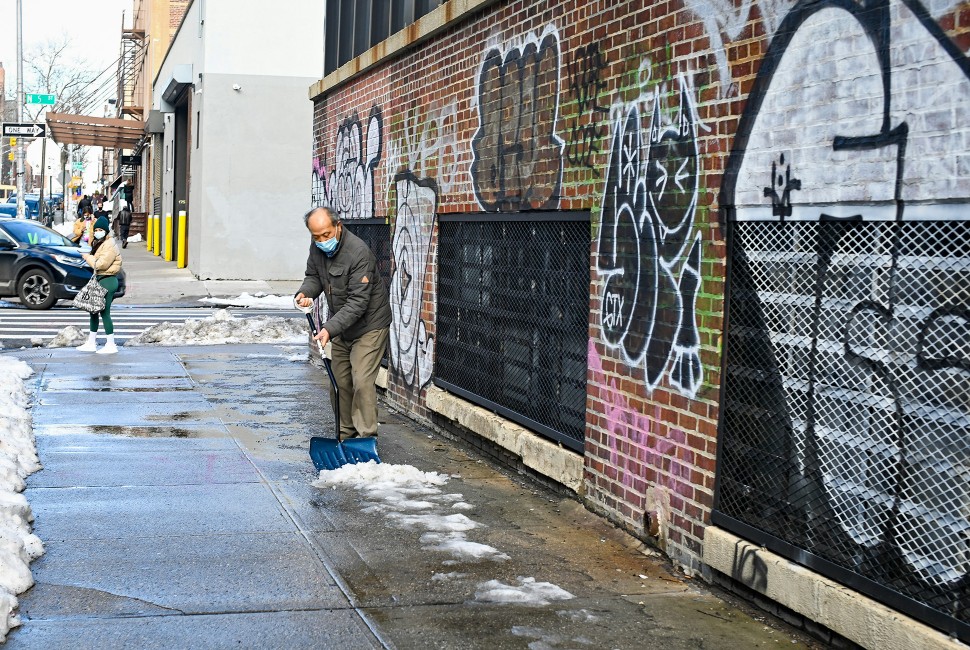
[435,212,590,452]
[715,217,970,640]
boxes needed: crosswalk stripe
[0,306,302,341]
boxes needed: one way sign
[2,123,46,138]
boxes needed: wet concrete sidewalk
[5,344,822,649]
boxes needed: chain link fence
[716,218,970,640]
[435,213,590,452]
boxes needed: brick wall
[310,0,970,573]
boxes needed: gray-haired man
[295,207,391,441]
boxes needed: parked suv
[0,218,126,309]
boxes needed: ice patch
[0,357,42,641]
[124,309,306,346]
[475,577,574,606]
[432,571,468,581]
[199,293,296,309]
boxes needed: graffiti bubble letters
[565,42,609,171]
[471,24,565,211]
[314,107,383,221]
[389,172,437,390]
[596,80,704,398]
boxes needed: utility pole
[15,0,25,219]
[38,136,46,224]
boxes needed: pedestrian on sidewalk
[295,207,391,442]
[122,180,134,212]
[76,194,92,218]
[71,210,93,245]
[76,215,123,355]
[114,207,132,248]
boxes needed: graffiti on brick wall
[683,0,753,96]
[721,0,970,598]
[387,100,461,195]
[596,76,704,398]
[565,42,609,171]
[389,172,437,390]
[588,339,697,546]
[471,24,564,211]
[312,107,384,220]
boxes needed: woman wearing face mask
[76,215,124,354]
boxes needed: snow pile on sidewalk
[199,293,295,309]
[313,461,575,605]
[125,309,307,347]
[127,233,143,243]
[46,326,87,348]
[0,357,43,642]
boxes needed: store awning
[46,112,147,149]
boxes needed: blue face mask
[315,235,339,257]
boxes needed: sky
[0,0,132,192]
[0,0,132,83]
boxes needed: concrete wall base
[421,385,584,494]
[703,526,966,650]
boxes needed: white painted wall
[151,0,323,280]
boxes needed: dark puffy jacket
[297,227,391,341]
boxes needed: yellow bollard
[176,210,187,269]
[154,214,163,256]
[146,214,153,250]
[163,213,174,261]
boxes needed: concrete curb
[703,526,967,650]
[424,385,583,493]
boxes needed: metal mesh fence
[436,213,590,452]
[716,218,970,639]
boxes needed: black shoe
[122,242,128,248]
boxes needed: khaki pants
[329,327,388,439]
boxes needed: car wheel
[17,268,56,310]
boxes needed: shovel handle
[302,308,341,441]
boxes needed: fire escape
[111,26,147,181]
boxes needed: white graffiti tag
[389,173,437,390]
[313,107,383,221]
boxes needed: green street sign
[72,162,83,171]
[25,93,56,105]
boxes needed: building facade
[309,0,970,644]
[151,0,323,279]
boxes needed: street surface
[4,344,823,649]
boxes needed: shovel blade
[341,437,380,464]
[309,436,349,471]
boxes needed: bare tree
[20,35,106,201]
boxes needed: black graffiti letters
[471,27,565,211]
[566,43,609,171]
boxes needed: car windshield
[1,220,74,246]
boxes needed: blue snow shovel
[298,305,380,470]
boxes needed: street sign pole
[15,0,24,219]
[39,136,46,224]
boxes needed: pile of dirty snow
[124,309,307,346]
[46,326,87,348]
[199,293,295,309]
[0,357,43,641]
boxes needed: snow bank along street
[0,358,42,642]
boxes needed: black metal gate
[435,212,590,452]
[715,217,970,640]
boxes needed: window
[324,0,444,75]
